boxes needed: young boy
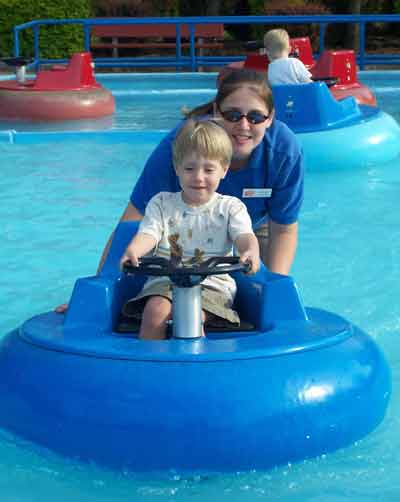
[120,119,260,340]
[264,28,312,86]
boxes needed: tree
[179,0,223,15]
[345,0,363,49]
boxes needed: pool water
[1,71,400,134]
[0,73,216,133]
[0,72,400,501]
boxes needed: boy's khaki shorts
[123,281,240,325]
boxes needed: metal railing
[12,14,400,71]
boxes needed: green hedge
[0,0,93,58]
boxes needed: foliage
[262,1,331,17]
[363,0,391,12]
[0,0,93,58]
[1,0,398,59]
[260,0,331,47]
[92,0,178,17]
[322,0,356,13]
[179,0,223,15]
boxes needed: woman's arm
[265,220,298,275]
[96,202,143,274]
[261,122,303,275]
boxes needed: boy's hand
[239,250,260,275]
[120,247,140,270]
[119,233,157,271]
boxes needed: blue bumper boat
[0,222,391,472]
[273,82,400,170]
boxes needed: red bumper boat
[218,37,376,106]
[0,52,115,121]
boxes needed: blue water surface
[0,71,400,501]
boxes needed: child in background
[120,119,260,340]
[264,28,312,86]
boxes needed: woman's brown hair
[185,69,274,118]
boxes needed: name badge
[242,188,272,198]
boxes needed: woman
[56,69,303,312]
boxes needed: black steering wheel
[122,256,250,287]
[312,76,339,88]
[0,57,33,68]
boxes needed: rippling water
[0,71,399,501]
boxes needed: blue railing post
[319,23,326,54]
[359,21,366,70]
[189,24,196,72]
[83,22,91,52]
[176,23,182,72]
[33,24,40,70]
[13,26,20,56]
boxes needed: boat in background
[218,39,400,170]
[218,37,377,106]
[0,52,115,121]
[272,80,400,170]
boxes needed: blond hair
[264,29,290,59]
[172,119,232,168]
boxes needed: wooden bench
[91,23,224,59]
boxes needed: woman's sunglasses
[218,108,270,125]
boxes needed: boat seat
[272,81,361,132]
[62,222,307,337]
[116,311,255,335]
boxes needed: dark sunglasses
[218,108,270,125]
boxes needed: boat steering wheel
[123,256,250,287]
[0,57,33,68]
[312,76,339,88]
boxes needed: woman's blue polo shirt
[130,119,304,227]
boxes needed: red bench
[91,23,225,58]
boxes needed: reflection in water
[0,115,115,133]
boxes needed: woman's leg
[139,296,172,340]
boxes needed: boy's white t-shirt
[137,191,254,304]
[268,57,312,85]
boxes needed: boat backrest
[65,221,307,333]
[34,52,98,91]
[244,54,269,72]
[312,50,358,85]
[64,221,144,333]
[106,222,307,329]
[100,220,141,279]
[272,81,361,132]
[289,37,315,68]
[233,268,307,329]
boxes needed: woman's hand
[55,303,68,313]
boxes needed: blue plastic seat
[64,221,307,335]
[272,81,361,132]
